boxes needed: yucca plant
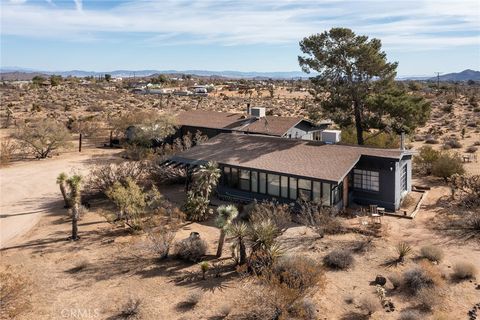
[396,242,412,262]
[227,222,248,265]
[199,261,210,280]
[215,204,239,257]
[249,219,279,252]
[56,172,71,208]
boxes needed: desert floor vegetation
[1,78,479,319]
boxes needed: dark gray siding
[351,156,398,211]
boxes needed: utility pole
[435,72,441,91]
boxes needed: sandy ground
[0,148,121,248]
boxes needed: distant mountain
[0,67,311,80]
[428,69,480,81]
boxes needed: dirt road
[0,149,120,248]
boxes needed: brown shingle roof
[176,110,304,136]
[171,133,406,183]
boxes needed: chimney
[246,103,251,115]
[400,132,405,150]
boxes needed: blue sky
[1,0,479,76]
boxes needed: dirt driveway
[0,149,120,248]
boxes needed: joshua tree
[215,205,239,257]
[56,172,71,208]
[66,175,83,241]
[228,222,248,265]
[184,161,220,221]
[193,161,221,199]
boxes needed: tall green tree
[215,204,239,257]
[298,28,429,145]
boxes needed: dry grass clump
[398,310,421,320]
[0,267,31,319]
[402,261,443,294]
[452,261,477,280]
[323,249,354,270]
[400,194,416,208]
[416,287,443,312]
[388,272,402,290]
[173,233,207,262]
[117,297,142,319]
[359,296,381,316]
[271,255,325,293]
[420,245,444,262]
[176,291,203,311]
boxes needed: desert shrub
[247,200,291,232]
[147,227,176,260]
[466,146,478,153]
[413,146,440,175]
[431,152,465,182]
[86,161,148,195]
[425,136,439,144]
[296,201,343,236]
[395,242,413,261]
[271,255,324,293]
[177,291,203,310]
[351,237,374,253]
[443,138,462,149]
[388,272,402,289]
[174,233,207,262]
[14,119,72,158]
[450,174,480,208]
[117,298,142,319]
[452,262,477,280]
[0,138,18,165]
[420,245,444,262]
[402,262,442,294]
[124,143,154,161]
[398,310,421,320]
[288,297,317,320]
[359,296,380,316]
[465,212,480,231]
[0,267,31,319]
[416,287,442,312]
[323,249,354,270]
[216,305,232,319]
[106,178,163,231]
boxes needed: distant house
[168,133,412,211]
[175,107,331,140]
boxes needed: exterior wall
[350,156,399,211]
[284,125,309,139]
[394,155,413,209]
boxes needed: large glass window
[298,179,311,201]
[267,174,280,196]
[223,166,231,186]
[281,176,288,198]
[240,169,250,191]
[354,169,379,192]
[322,182,331,206]
[231,167,239,188]
[332,183,342,204]
[251,171,258,193]
[289,177,297,200]
[259,172,267,194]
[313,181,321,202]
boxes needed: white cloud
[1,0,479,50]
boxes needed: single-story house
[175,107,331,140]
[168,133,412,211]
